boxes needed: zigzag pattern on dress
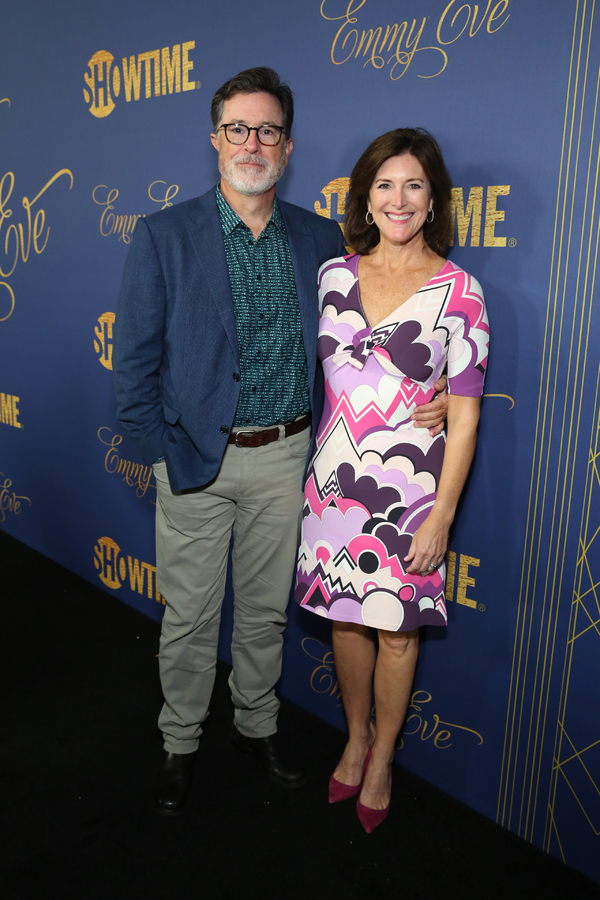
[295,254,489,632]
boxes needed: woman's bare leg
[359,628,419,809]
[331,621,377,785]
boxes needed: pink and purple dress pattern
[295,255,489,631]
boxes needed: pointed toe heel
[328,746,373,804]
[356,796,390,833]
[356,759,391,833]
[329,774,362,803]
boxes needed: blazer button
[233,373,240,382]
[220,425,229,434]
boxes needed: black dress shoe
[153,750,197,816]
[231,724,307,789]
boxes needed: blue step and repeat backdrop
[1,0,599,882]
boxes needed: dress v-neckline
[354,255,450,330]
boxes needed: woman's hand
[404,513,449,575]
[411,374,448,435]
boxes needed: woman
[295,129,489,832]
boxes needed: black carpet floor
[1,528,599,900]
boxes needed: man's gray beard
[219,152,286,196]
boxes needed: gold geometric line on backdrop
[531,51,600,848]
[552,715,600,836]
[547,806,566,862]
[498,0,600,852]
[540,61,600,850]
[579,522,600,559]
[570,612,600,642]
[573,578,600,603]
[497,1,584,834]
[554,732,600,770]
[571,564,600,636]
[556,767,600,836]
[545,356,600,856]
[557,725,599,789]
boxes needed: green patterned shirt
[216,185,310,426]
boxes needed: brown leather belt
[227,412,312,448]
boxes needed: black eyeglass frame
[218,123,286,146]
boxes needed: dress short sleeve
[444,268,489,397]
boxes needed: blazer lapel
[186,191,239,363]
[281,205,320,381]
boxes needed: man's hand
[411,374,449,436]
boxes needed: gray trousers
[153,424,310,754]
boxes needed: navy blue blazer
[113,186,346,492]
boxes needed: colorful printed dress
[295,254,489,631]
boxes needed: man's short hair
[211,67,294,138]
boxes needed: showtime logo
[83,42,198,118]
[94,536,165,604]
[314,178,512,249]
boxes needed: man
[113,67,446,816]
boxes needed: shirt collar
[215,184,284,236]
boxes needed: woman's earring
[365,210,374,226]
[426,207,434,223]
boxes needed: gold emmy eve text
[94,536,164,604]
[84,43,196,118]
[320,0,510,79]
[301,638,343,704]
[0,473,31,522]
[399,690,484,750]
[301,640,484,751]
[0,393,21,428]
[97,427,156,502]
[0,169,74,322]
[92,181,179,243]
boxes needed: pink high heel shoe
[356,763,392,833]
[328,746,373,803]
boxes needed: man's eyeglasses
[218,124,285,147]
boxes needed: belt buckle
[234,430,255,448]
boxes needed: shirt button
[256,274,262,281]
[233,373,240,382]
[247,240,253,246]
[220,425,229,434]
[252,386,257,393]
[259,313,264,320]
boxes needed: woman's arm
[404,393,481,574]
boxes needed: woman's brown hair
[344,128,452,256]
